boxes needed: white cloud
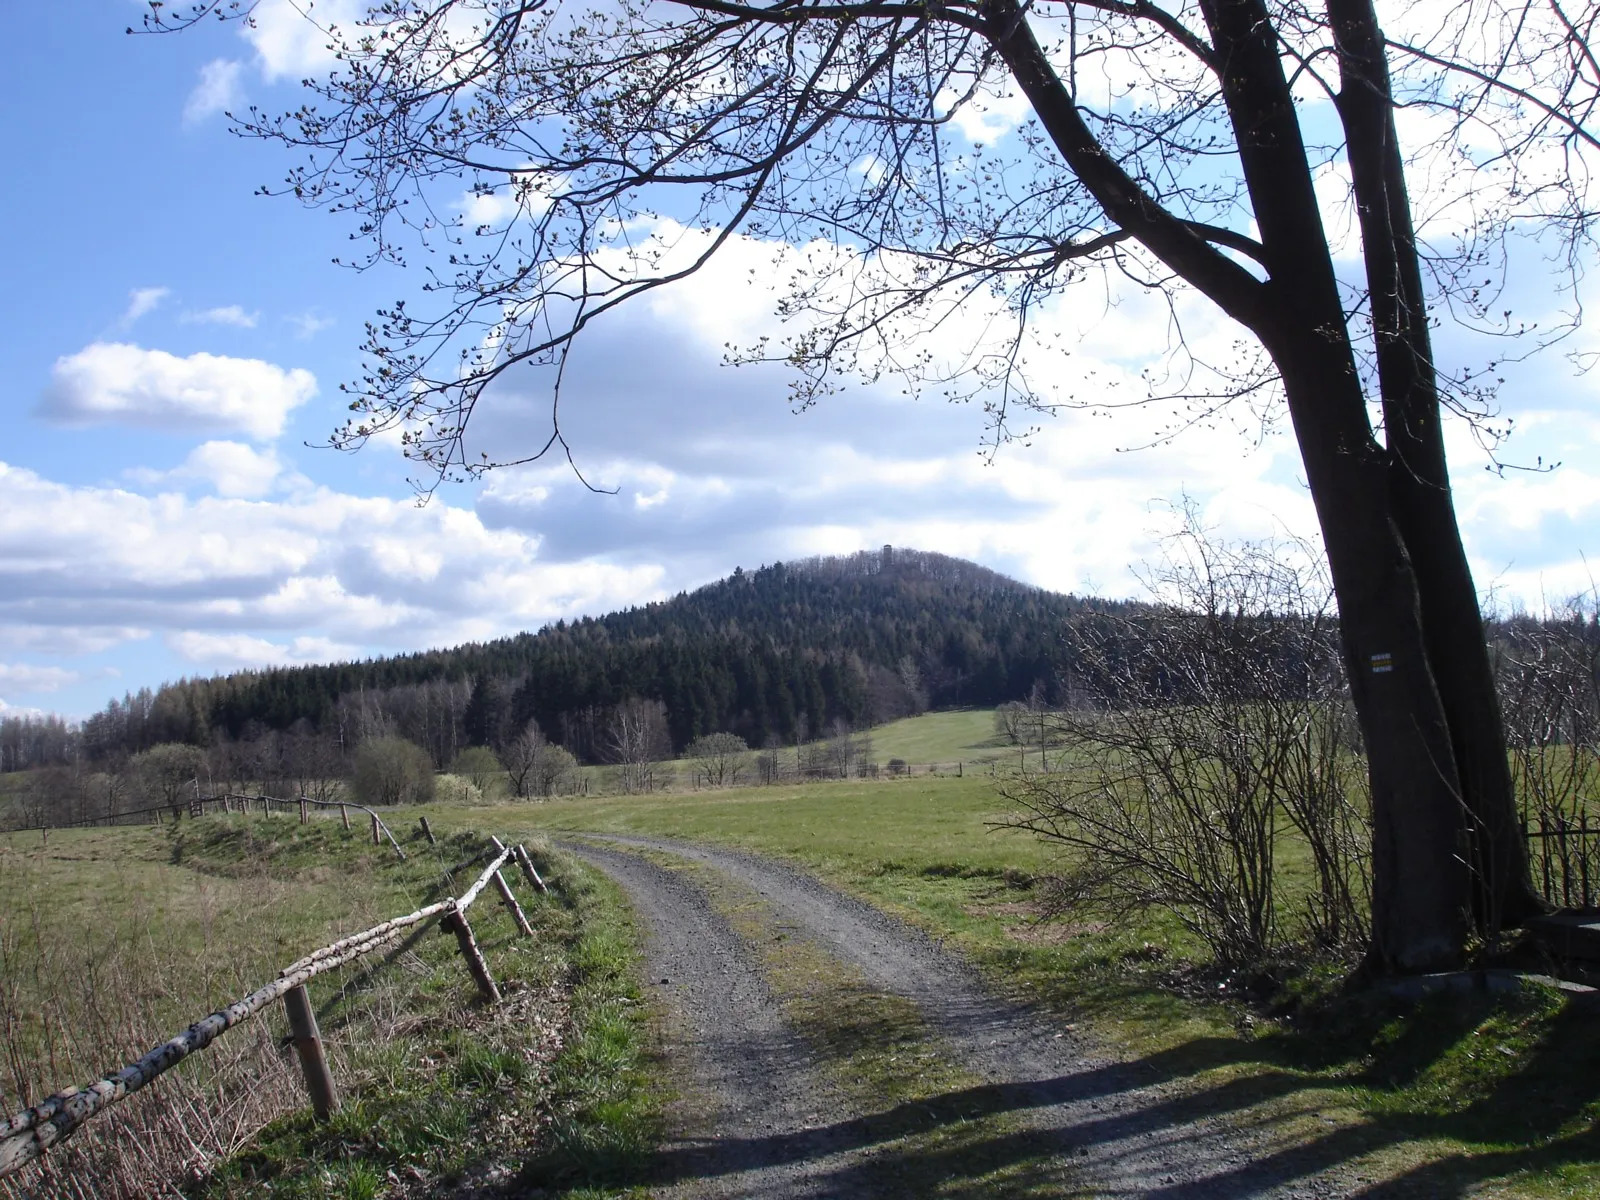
[243,0,365,82]
[167,631,361,669]
[0,461,667,665]
[186,441,290,498]
[0,663,79,694]
[0,626,149,656]
[184,58,245,125]
[127,441,294,499]
[120,287,170,326]
[288,311,335,339]
[40,343,316,440]
[182,305,259,329]
[937,83,1034,144]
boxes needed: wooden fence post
[488,838,533,936]
[444,909,500,1003]
[299,798,309,825]
[340,804,351,831]
[283,984,338,1120]
[419,816,436,845]
[371,814,382,846]
[513,844,549,895]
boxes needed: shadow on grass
[523,985,1600,1199]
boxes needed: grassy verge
[0,816,661,1200]
[191,834,662,1200]
[1,818,428,1198]
[452,777,1600,1198]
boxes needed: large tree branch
[980,0,1267,325]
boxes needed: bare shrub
[999,517,1370,964]
[451,745,505,798]
[606,698,671,794]
[504,722,581,799]
[350,737,436,806]
[686,732,749,787]
[1496,602,1600,822]
[1493,598,1600,905]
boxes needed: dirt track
[564,834,1354,1199]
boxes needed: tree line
[62,549,1117,765]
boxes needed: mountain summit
[83,548,1115,761]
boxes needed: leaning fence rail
[0,836,546,1180]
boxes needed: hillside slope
[81,548,1123,760]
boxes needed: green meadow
[392,708,1600,1199]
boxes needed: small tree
[994,702,1030,746]
[132,743,206,819]
[503,721,579,798]
[351,737,436,807]
[825,719,871,779]
[530,743,580,798]
[451,745,505,798]
[687,732,749,787]
[607,697,671,794]
[757,735,784,786]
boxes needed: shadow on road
[522,994,1600,1199]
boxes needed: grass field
[407,768,1600,1199]
[0,816,652,1200]
[9,707,1600,1196]
[864,709,1015,766]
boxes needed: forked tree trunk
[1265,324,1473,970]
[988,0,1532,970]
[1327,0,1544,933]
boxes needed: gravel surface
[565,834,1354,1199]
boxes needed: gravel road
[564,834,1353,1199]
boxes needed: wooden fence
[2,793,411,859]
[0,823,549,1181]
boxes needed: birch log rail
[0,836,537,1181]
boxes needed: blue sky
[2,1,1597,720]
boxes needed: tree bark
[989,0,1493,969]
[1264,324,1473,970]
[1198,0,1481,968]
[1326,0,1544,933]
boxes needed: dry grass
[0,820,432,1199]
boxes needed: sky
[1,2,1598,721]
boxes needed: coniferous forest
[20,548,1121,769]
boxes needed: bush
[133,743,207,813]
[450,746,504,798]
[351,737,436,806]
[685,731,749,786]
[887,758,908,776]
[504,722,580,798]
[998,518,1370,965]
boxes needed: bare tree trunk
[1327,0,1542,933]
[1201,0,1476,969]
[1267,330,1472,970]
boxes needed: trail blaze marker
[1371,652,1394,674]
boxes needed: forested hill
[72,547,1124,764]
